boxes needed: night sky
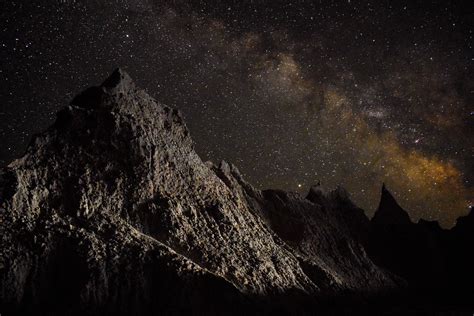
[1,0,473,227]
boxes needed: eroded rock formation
[0,69,472,315]
[369,185,474,308]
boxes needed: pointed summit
[70,68,135,109]
[372,184,412,225]
[101,67,135,93]
[306,183,327,206]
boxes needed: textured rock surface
[1,69,471,315]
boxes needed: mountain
[371,184,412,226]
[369,185,474,308]
[0,69,399,315]
[0,69,472,315]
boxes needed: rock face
[0,69,400,315]
[0,69,472,315]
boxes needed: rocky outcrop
[1,69,472,315]
[368,185,474,308]
[0,69,402,315]
[369,185,446,286]
[251,186,394,295]
[371,184,412,226]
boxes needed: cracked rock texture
[0,69,433,315]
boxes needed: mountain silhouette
[0,69,472,315]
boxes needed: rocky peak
[1,70,319,313]
[69,68,134,110]
[101,68,134,91]
[0,69,406,315]
[306,183,326,206]
[371,184,412,225]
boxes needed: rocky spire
[371,183,412,225]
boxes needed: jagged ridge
[1,69,472,315]
[368,184,474,307]
[0,69,400,314]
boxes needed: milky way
[1,0,473,226]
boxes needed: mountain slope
[1,69,399,315]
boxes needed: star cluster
[1,0,473,226]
